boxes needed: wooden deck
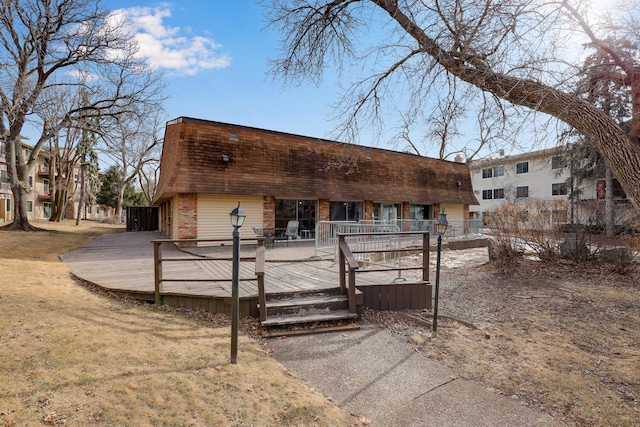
[61,232,422,316]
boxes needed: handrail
[337,231,431,313]
[152,237,266,306]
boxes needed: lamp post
[433,207,448,336]
[229,202,246,364]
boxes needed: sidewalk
[267,324,560,427]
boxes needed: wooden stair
[260,287,362,337]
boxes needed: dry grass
[0,220,360,426]
[367,250,640,427]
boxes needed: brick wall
[318,199,330,221]
[263,196,275,228]
[177,193,197,241]
[364,200,374,220]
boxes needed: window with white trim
[516,186,529,198]
[516,161,529,174]
[552,182,568,196]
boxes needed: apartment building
[469,146,633,225]
[0,142,53,222]
[0,141,113,223]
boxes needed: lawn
[0,220,360,426]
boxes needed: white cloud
[110,5,231,76]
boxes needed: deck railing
[151,237,266,308]
[317,219,483,260]
[338,231,431,312]
[315,221,401,259]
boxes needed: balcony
[575,190,629,204]
[37,191,51,201]
[37,165,50,177]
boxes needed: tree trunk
[116,182,125,223]
[3,136,38,231]
[605,167,615,239]
[378,3,640,214]
[50,187,67,222]
[76,164,85,226]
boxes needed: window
[27,201,33,213]
[87,205,92,214]
[482,190,493,200]
[43,179,50,194]
[0,169,7,183]
[6,198,10,212]
[493,188,505,199]
[96,206,100,214]
[494,165,504,177]
[331,201,362,222]
[552,182,568,196]
[28,176,33,187]
[43,202,51,219]
[516,161,529,174]
[516,186,529,198]
[372,203,401,223]
[551,156,563,170]
[275,199,317,234]
[482,168,493,178]
[0,143,5,155]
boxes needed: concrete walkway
[63,232,559,426]
[267,324,559,427]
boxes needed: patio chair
[285,220,299,245]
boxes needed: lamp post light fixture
[229,202,246,364]
[432,207,448,337]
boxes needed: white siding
[197,195,264,243]
[469,152,573,216]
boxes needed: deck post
[348,268,356,313]
[338,234,346,294]
[153,241,162,305]
[422,232,429,282]
[423,232,431,309]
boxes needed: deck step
[261,310,358,327]
[265,294,348,309]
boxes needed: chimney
[454,154,463,163]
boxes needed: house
[154,117,479,241]
[468,146,633,226]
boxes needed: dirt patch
[364,247,640,427]
[0,220,362,427]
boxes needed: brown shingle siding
[155,117,478,206]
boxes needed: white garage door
[197,195,264,243]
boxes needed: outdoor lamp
[433,207,448,337]
[229,203,246,228]
[229,202,246,364]
[435,208,449,235]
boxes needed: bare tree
[98,108,164,221]
[266,0,640,213]
[0,0,164,230]
[138,161,161,206]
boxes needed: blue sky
[103,0,344,143]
